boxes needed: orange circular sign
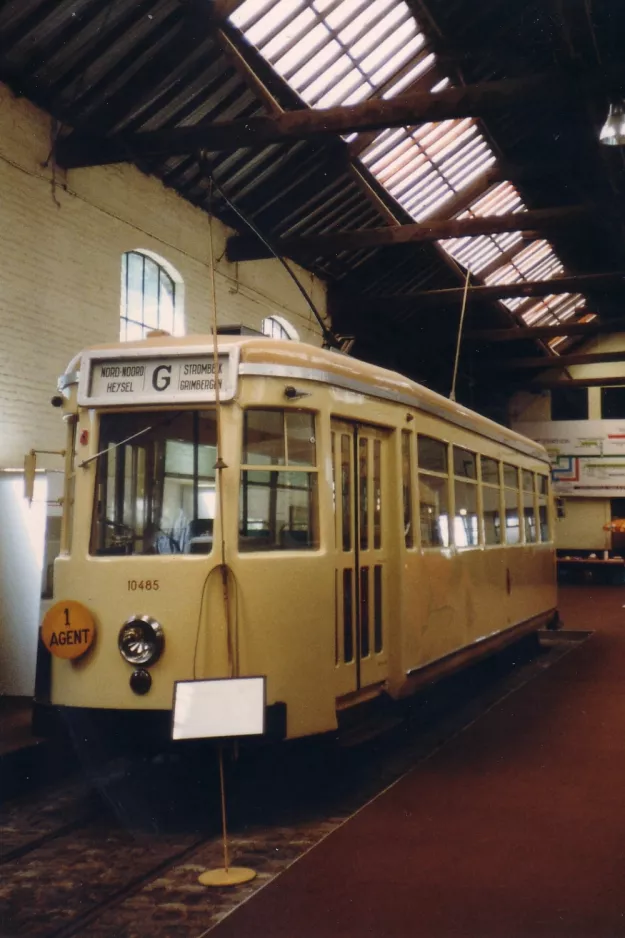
[41,600,96,660]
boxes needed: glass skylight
[231,0,591,332]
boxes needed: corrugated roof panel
[234,0,427,110]
[485,241,563,285]
[383,53,436,98]
[361,119,496,221]
[520,294,585,327]
[231,0,593,335]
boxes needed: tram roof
[68,334,549,464]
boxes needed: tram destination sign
[80,350,238,406]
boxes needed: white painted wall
[510,332,625,549]
[0,81,328,472]
[555,498,612,552]
[0,82,328,696]
[0,476,46,695]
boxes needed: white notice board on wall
[172,677,266,740]
[513,419,625,496]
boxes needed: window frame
[261,315,299,341]
[452,445,480,549]
[120,251,182,341]
[239,407,319,552]
[416,434,451,550]
[480,455,502,547]
[89,408,218,557]
[502,463,522,546]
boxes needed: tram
[34,332,557,742]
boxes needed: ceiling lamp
[599,102,625,146]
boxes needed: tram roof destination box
[172,677,266,740]
[78,346,239,407]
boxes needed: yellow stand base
[198,867,257,887]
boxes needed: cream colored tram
[35,333,556,741]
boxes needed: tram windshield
[90,410,217,556]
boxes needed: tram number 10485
[127,580,160,592]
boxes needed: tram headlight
[118,616,164,667]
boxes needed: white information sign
[514,420,625,458]
[172,677,266,740]
[513,419,625,497]
[79,351,237,406]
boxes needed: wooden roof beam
[531,375,625,389]
[467,317,625,342]
[227,207,590,261]
[56,73,560,168]
[226,206,593,262]
[331,271,622,312]
[492,350,625,370]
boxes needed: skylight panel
[446,150,495,192]
[464,181,522,217]
[275,22,330,75]
[442,236,503,273]
[238,0,428,116]
[317,71,369,108]
[383,53,435,98]
[232,0,587,334]
[433,123,478,164]
[242,0,307,47]
[323,0,371,32]
[262,7,317,60]
[370,34,425,87]
[303,58,353,104]
[338,0,396,45]
[442,139,489,183]
[442,232,525,275]
[289,40,343,92]
[485,241,560,285]
[518,294,584,327]
[362,128,406,165]
[417,118,469,154]
[381,149,430,190]
[350,5,409,60]
[231,0,283,33]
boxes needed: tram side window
[91,411,217,556]
[453,447,478,547]
[480,456,501,545]
[503,464,521,545]
[537,473,551,541]
[417,436,449,548]
[401,431,414,548]
[239,409,318,551]
[522,470,538,543]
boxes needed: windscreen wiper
[78,411,183,469]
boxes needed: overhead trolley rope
[450,266,471,403]
[192,180,238,681]
[200,154,341,351]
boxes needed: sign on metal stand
[172,676,266,887]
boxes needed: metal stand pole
[198,747,256,887]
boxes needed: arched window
[120,251,183,340]
[262,315,299,341]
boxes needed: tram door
[331,420,390,698]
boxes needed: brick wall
[0,82,329,469]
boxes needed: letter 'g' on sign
[152,364,171,391]
[41,600,96,660]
